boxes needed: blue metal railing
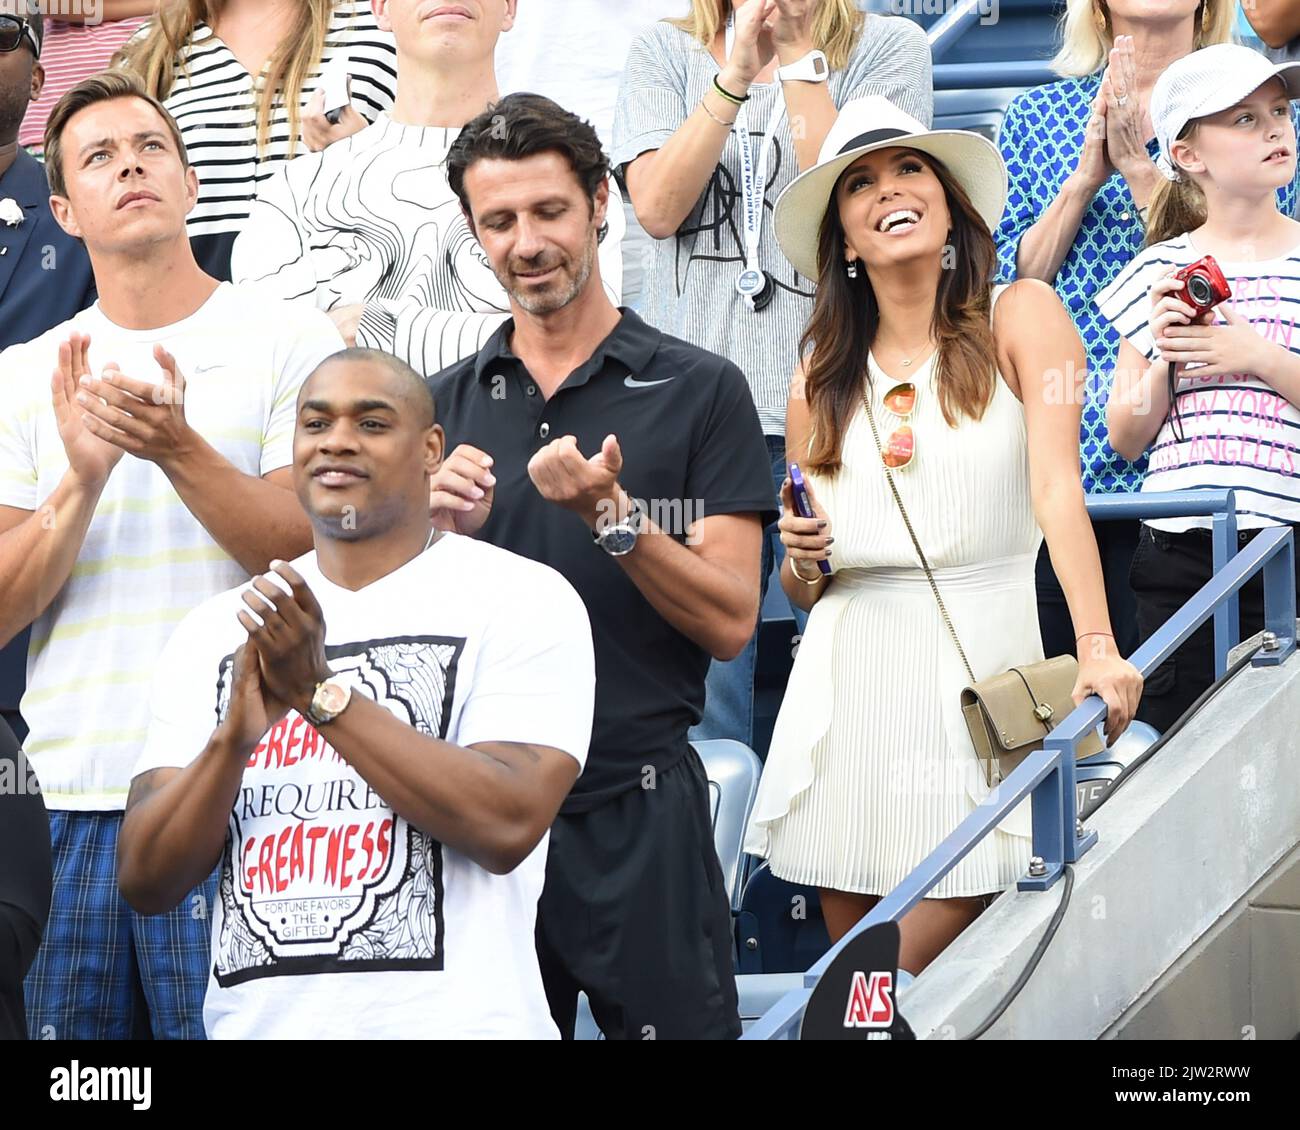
[933,62,1056,90]
[1088,491,1240,677]
[744,492,1296,1040]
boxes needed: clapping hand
[771,0,815,62]
[1101,35,1157,197]
[236,561,332,718]
[724,0,778,87]
[75,345,197,470]
[52,333,124,489]
[528,433,626,529]
[429,443,496,536]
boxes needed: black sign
[800,921,915,1040]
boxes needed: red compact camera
[1173,255,1232,319]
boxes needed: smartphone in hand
[320,57,352,126]
[789,462,832,576]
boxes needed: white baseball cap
[1152,43,1300,181]
[772,96,1006,281]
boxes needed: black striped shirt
[143,1,397,279]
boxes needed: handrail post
[1047,733,1098,864]
[1018,752,1065,891]
[1211,506,1239,677]
[1255,528,1297,668]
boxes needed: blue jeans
[690,436,795,747]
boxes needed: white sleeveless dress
[745,291,1044,898]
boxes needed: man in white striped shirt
[230,0,623,378]
[0,71,343,1039]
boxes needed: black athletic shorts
[535,747,742,1040]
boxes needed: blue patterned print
[994,73,1300,493]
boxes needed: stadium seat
[1104,720,1162,765]
[1076,720,1161,812]
[691,739,762,912]
[735,862,831,976]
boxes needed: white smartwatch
[777,50,829,84]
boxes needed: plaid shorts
[24,810,217,1040]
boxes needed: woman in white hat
[612,0,931,750]
[1100,43,1300,732]
[744,97,1142,969]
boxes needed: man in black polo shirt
[428,93,776,1040]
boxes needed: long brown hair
[1144,122,1207,246]
[116,0,335,157]
[801,153,999,475]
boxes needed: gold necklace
[878,340,936,369]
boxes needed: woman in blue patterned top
[994,0,1253,662]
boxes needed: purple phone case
[789,463,832,576]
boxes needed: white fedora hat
[773,96,1008,281]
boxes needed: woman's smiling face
[835,147,953,271]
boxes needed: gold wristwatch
[305,677,351,727]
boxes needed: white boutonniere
[0,198,24,227]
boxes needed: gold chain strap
[860,374,977,686]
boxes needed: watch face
[600,525,639,556]
[316,681,349,715]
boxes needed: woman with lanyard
[994,1,1256,666]
[613,0,932,748]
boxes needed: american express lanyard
[726,11,785,310]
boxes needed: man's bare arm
[117,745,250,916]
[320,695,580,875]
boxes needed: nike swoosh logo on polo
[624,375,673,388]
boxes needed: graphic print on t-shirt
[210,634,463,987]
[1096,235,1300,529]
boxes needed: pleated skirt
[751,558,1038,899]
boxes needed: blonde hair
[116,0,335,157]
[1052,0,1233,78]
[1144,120,1209,246]
[669,0,864,71]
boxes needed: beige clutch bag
[960,658,1104,787]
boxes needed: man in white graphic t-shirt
[118,350,594,1038]
[229,0,623,377]
[0,72,344,1039]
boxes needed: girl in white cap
[744,96,1142,970]
[1099,43,1300,733]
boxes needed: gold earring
[1093,0,1107,33]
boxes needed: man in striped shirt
[0,71,343,1039]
